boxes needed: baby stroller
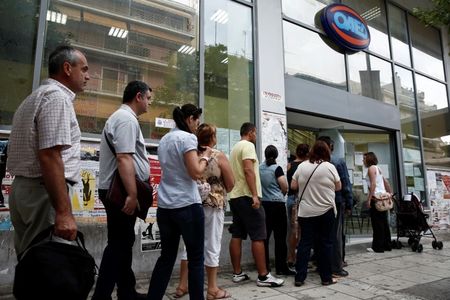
[391,193,443,253]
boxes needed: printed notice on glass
[427,170,437,190]
[229,129,241,149]
[216,128,230,156]
[155,117,175,129]
[414,177,425,191]
[354,152,364,166]
[140,208,161,252]
[414,167,422,177]
[404,163,414,177]
[353,171,363,186]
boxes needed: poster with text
[261,111,288,171]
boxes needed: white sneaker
[232,272,250,283]
[256,273,284,287]
[366,248,374,253]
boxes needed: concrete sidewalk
[132,229,450,300]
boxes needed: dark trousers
[295,209,334,283]
[331,202,344,273]
[147,204,205,300]
[262,201,288,273]
[370,204,392,252]
[92,189,138,300]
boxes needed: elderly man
[8,45,89,256]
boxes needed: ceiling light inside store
[178,45,196,55]
[46,10,67,25]
[108,27,128,38]
[360,6,381,21]
[210,9,229,24]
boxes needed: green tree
[413,0,450,54]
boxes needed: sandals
[321,278,338,286]
[174,287,188,298]
[207,289,231,300]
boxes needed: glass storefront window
[0,0,39,128]
[282,0,336,28]
[204,0,254,140]
[348,53,394,104]
[409,16,445,81]
[283,21,346,90]
[342,0,390,59]
[416,74,449,168]
[388,4,411,67]
[43,0,200,141]
[395,66,425,201]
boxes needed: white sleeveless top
[366,166,386,195]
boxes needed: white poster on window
[216,127,230,156]
[404,163,414,177]
[353,171,363,186]
[261,111,288,171]
[354,152,364,166]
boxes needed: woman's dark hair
[363,152,378,166]
[123,81,151,103]
[309,140,331,163]
[296,143,310,159]
[264,145,278,166]
[173,103,202,133]
[196,123,216,151]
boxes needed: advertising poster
[140,208,161,252]
[427,169,450,228]
[261,111,288,170]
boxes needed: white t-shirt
[292,161,340,218]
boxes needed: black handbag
[104,131,153,220]
[13,226,97,300]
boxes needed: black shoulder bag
[104,131,153,220]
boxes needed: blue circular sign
[320,4,371,53]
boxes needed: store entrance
[287,111,398,240]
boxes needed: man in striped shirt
[7,45,89,257]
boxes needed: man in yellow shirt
[228,122,284,287]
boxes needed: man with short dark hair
[317,136,353,278]
[8,45,89,256]
[228,122,284,287]
[92,81,152,300]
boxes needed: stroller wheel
[411,241,418,252]
[398,241,403,249]
[408,237,414,246]
[437,241,443,250]
[417,244,423,253]
[432,240,438,249]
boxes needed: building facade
[0,0,449,286]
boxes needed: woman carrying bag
[364,152,393,253]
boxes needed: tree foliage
[413,0,450,29]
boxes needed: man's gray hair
[48,45,79,76]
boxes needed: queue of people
[6,45,394,300]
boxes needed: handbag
[104,131,153,220]
[374,192,393,211]
[13,226,97,300]
[291,162,322,225]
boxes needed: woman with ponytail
[147,104,212,300]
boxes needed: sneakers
[256,273,284,287]
[232,272,250,283]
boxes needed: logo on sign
[320,4,370,53]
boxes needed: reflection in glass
[348,53,394,104]
[409,16,445,81]
[416,75,449,167]
[43,0,200,140]
[283,22,346,90]
[395,66,425,201]
[342,0,390,58]
[388,4,411,67]
[282,0,336,28]
[0,0,39,128]
[204,0,254,131]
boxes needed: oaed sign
[318,4,370,53]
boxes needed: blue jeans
[147,204,205,300]
[295,209,334,283]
